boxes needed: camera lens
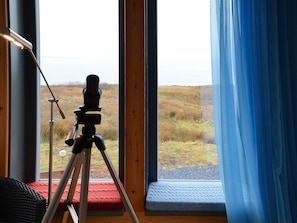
[83,74,101,109]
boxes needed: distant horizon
[40,56,212,87]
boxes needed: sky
[39,0,212,86]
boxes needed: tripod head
[65,74,102,148]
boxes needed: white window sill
[145,181,225,215]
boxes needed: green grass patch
[40,140,118,174]
[159,140,218,171]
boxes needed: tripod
[41,113,139,223]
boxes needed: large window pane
[39,0,119,180]
[158,0,219,180]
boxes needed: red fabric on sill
[27,181,123,211]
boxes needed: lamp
[0,27,65,205]
[0,27,33,50]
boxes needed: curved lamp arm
[0,27,65,119]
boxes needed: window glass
[39,0,119,180]
[158,0,219,180]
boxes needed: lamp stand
[0,26,66,206]
[47,98,58,205]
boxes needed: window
[147,0,219,181]
[39,0,120,180]
[146,0,225,214]
[157,0,218,180]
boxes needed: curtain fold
[210,0,297,222]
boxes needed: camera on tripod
[75,74,102,125]
[65,74,102,146]
[82,74,102,111]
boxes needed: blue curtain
[210,0,297,222]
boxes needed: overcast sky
[39,0,211,86]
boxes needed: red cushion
[27,181,123,211]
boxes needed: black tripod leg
[100,149,139,223]
[42,153,80,223]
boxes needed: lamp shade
[0,27,33,50]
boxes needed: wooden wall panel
[53,212,227,223]
[0,0,9,177]
[124,0,146,212]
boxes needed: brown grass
[158,85,215,143]
[40,84,119,143]
[39,84,217,178]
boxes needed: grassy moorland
[39,84,217,178]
